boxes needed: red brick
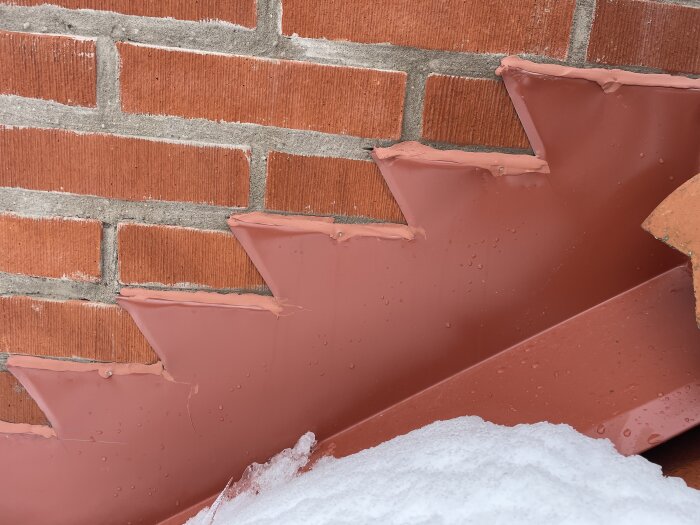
[119,43,406,139]
[0,214,102,281]
[118,223,264,289]
[0,126,250,206]
[0,296,156,362]
[588,0,700,74]
[282,0,576,58]
[422,76,529,149]
[6,0,256,27]
[266,152,405,222]
[0,371,48,425]
[0,30,96,106]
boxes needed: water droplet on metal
[647,433,662,445]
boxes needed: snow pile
[188,417,700,525]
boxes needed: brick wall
[0,0,698,423]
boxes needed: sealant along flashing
[6,354,165,377]
[118,287,284,315]
[228,211,419,241]
[0,420,55,438]
[372,141,549,176]
[497,56,700,92]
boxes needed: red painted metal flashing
[1,57,700,525]
[311,264,700,461]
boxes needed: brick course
[0,126,250,206]
[422,76,529,149]
[588,0,700,74]
[0,295,156,362]
[119,43,407,139]
[0,30,96,106]
[266,152,405,222]
[282,0,576,58]
[0,214,102,281]
[118,223,264,289]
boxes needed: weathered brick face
[266,153,405,222]
[0,0,698,424]
[422,76,529,149]
[119,43,407,139]
[588,0,700,74]
[0,126,250,206]
[282,0,577,57]
[0,30,96,106]
[0,214,102,281]
[0,296,156,362]
[117,223,264,289]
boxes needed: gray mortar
[0,0,698,328]
[568,0,597,64]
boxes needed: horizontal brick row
[0,214,102,281]
[282,0,576,58]
[117,223,264,289]
[0,30,96,106]
[0,371,47,425]
[3,0,256,27]
[588,0,700,74]
[266,152,404,222]
[422,76,529,149]
[0,126,250,206]
[118,43,406,139]
[0,295,156,362]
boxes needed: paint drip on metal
[2,57,700,525]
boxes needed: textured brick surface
[588,0,700,74]
[282,0,576,58]
[0,371,48,425]
[266,152,405,222]
[6,0,256,27]
[0,126,250,206]
[119,43,406,139]
[422,76,529,149]
[0,296,156,362]
[118,223,264,289]
[0,214,102,281]
[0,30,96,106]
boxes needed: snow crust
[188,417,700,525]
